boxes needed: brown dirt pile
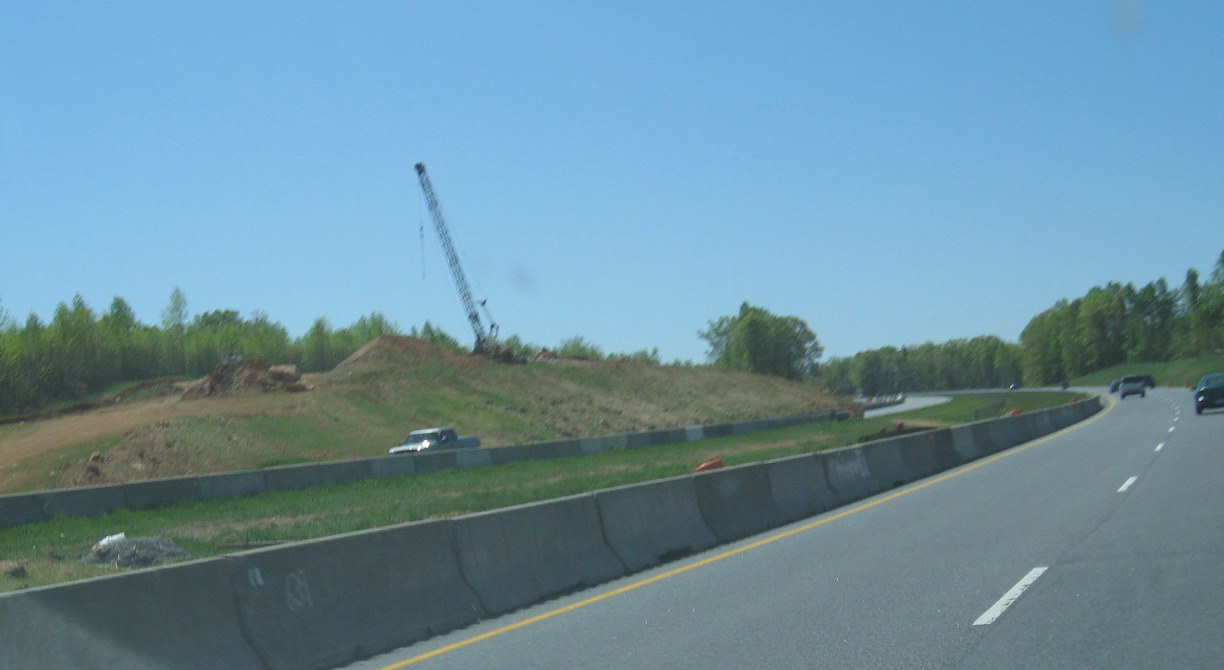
[336,335,477,369]
[181,360,312,397]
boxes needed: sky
[2,1,1222,363]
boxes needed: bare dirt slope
[0,336,845,494]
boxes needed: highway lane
[343,388,1222,669]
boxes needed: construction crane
[414,162,499,353]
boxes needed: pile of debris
[182,359,312,397]
[81,533,190,568]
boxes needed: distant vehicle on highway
[1110,379,1121,393]
[1119,375,1148,399]
[389,427,480,454]
[1193,374,1224,415]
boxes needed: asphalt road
[864,394,950,417]
[342,387,1223,669]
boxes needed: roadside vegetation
[1069,354,1224,389]
[0,390,1084,593]
[816,250,1224,394]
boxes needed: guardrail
[0,397,1102,670]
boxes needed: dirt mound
[181,360,311,397]
[335,335,474,369]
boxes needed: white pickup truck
[388,427,480,454]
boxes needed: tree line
[0,288,409,416]
[811,250,1224,395]
[1019,251,1224,384]
[0,288,667,418]
[3,251,1221,416]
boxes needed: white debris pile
[82,533,190,568]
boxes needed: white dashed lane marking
[974,567,1049,626]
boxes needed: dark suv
[1194,374,1224,415]
[1119,375,1148,399]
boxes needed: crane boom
[414,162,497,352]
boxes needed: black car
[1109,379,1121,393]
[1194,373,1224,415]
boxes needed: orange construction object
[694,456,725,472]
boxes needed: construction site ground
[0,336,845,494]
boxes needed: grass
[1069,354,1224,388]
[0,390,1088,593]
[908,391,1078,424]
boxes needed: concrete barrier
[692,463,787,543]
[861,437,914,490]
[260,460,373,492]
[366,455,417,479]
[1034,409,1055,435]
[0,557,264,670]
[538,439,586,459]
[586,433,629,451]
[949,424,984,463]
[971,421,1000,454]
[42,484,129,520]
[198,470,266,501]
[451,494,626,616]
[732,419,766,435]
[702,422,735,439]
[624,431,657,449]
[411,450,460,474]
[0,491,47,526]
[230,520,482,670]
[919,428,965,472]
[456,448,493,468]
[595,475,717,572]
[997,414,1029,450]
[766,452,840,522]
[124,476,201,510]
[487,443,541,465]
[893,432,949,481]
[824,445,882,503]
[653,428,690,446]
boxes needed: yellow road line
[381,400,1112,668]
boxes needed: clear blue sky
[3,2,1221,362]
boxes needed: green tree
[159,287,189,374]
[300,318,335,372]
[46,295,103,399]
[700,302,822,380]
[609,347,662,365]
[556,335,604,360]
[409,321,461,351]
[813,358,856,395]
[498,334,540,360]
[100,296,143,382]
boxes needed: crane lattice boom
[414,162,497,352]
